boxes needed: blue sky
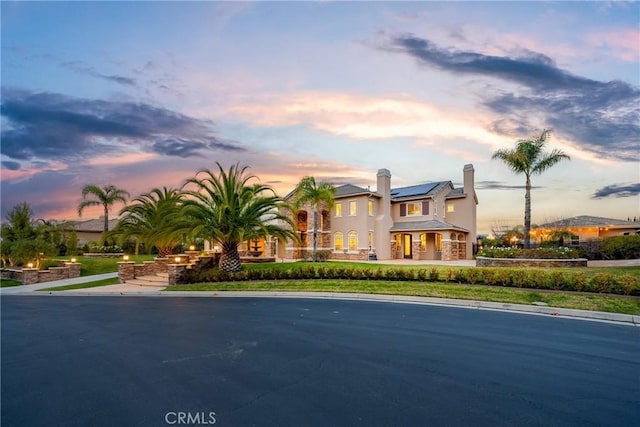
[2,1,639,233]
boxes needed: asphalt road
[2,296,638,427]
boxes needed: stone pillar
[65,262,81,278]
[22,268,39,285]
[118,262,135,284]
[168,264,188,286]
[441,239,453,261]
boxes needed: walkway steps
[126,273,168,287]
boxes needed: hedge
[179,265,639,296]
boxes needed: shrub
[416,269,427,282]
[528,269,548,289]
[510,269,529,288]
[453,269,466,284]
[618,274,639,296]
[429,268,439,281]
[464,268,481,285]
[601,235,640,260]
[478,246,579,259]
[547,271,570,290]
[590,273,617,293]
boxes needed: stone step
[156,272,169,278]
[126,278,168,287]
[136,275,168,283]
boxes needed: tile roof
[389,220,468,232]
[334,184,375,198]
[66,218,119,232]
[538,215,638,228]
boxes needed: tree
[293,176,336,261]
[0,202,56,267]
[492,129,570,248]
[181,163,297,272]
[77,185,130,234]
[109,187,186,257]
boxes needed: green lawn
[167,279,640,315]
[0,279,22,288]
[38,277,120,291]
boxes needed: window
[334,232,344,250]
[400,201,429,217]
[335,203,342,217]
[368,200,373,216]
[349,201,357,216]
[348,231,358,250]
[407,202,421,216]
[447,204,455,213]
[420,233,427,251]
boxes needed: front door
[403,234,412,259]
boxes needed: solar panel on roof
[391,182,439,198]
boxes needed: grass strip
[0,279,22,288]
[166,279,640,315]
[38,277,120,291]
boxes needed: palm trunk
[104,206,109,233]
[524,175,531,249]
[312,209,318,261]
[219,241,242,272]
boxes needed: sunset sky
[2,1,639,233]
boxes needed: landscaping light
[123,255,129,261]
[27,262,34,268]
[174,256,181,263]
[71,258,77,263]
[189,245,196,251]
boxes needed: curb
[24,289,639,326]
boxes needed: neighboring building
[532,215,640,245]
[281,164,478,261]
[65,218,119,245]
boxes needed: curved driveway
[2,296,638,426]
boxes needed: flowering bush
[478,246,580,259]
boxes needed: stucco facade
[283,164,478,261]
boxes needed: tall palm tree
[181,163,297,272]
[77,184,130,233]
[109,187,186,256]
[293,176,336,261]
[492,129,570,248]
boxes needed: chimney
[463,164,474,197]
[374,169,393,259]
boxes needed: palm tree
[181,163,297,272]
[77,185,130,233]
[109,187,186,256]
[293,176,336,261]
[492,129,570,248]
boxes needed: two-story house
[282,164,477,261]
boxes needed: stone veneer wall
[476,257,588,268]
[1,262,81,285]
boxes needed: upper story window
[335,203,342,217]
[399,201,429,217]
[368,200,373,216]
[349,201,357,216]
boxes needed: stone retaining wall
[1,262,81,285]
[476,256,588,268]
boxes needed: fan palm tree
[77,184,130,233]
[181,163,297,272]
[492,129,570,248]
[293,176,336,261]
[109,187,186,256]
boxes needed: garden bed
[82,253,125,258]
